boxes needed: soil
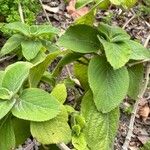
[0,0,150,150]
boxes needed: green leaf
[72,133,89,150]
[74,61,89,90]
[0,71,4,87]
[21,40,43,60]
[128,64,144,100]
[0,116,16,150]
[31,106,71,144]
[12,88,60,122]
[76,0,93,9]
[81,91,119,150]
[98,23,130,42]
[12,118,30,146]
[126,40,150,60]
[2,62,32,94]
[88,56,129,113]
[30,25,59,36]
[96,0,110,9]
[5,22,30,36]
[0,34,24,57]
[58,25,101,53]
[29,51,60,87]
[51,84,67,104]
[0,99,16,119]
[0,87,12,100]
[98,37,131,69]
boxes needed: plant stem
[0,54,16,63]
[122,34,150,150]
[56,143,71,150]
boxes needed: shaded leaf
[12,88,60,122]
[88,56,129,113]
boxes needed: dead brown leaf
[66,0,89,19]
[138,104,150,121]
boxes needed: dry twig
[122,35,150,150]
[56,143,71,150]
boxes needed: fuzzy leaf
[51,84,67,104]
[81,91,119,150]
[0,99,16,119]
[58,25,100,53]
[30,25,59,36]
[2,62,32,94]
[31,106,71,144]
[0,34,24,57]
[5,22,30,36]
[12,88,60,122]
[0,87,12,100]
[21,40,43,61]
[0,71,4,87]
[0,116,16,150]
[98,37,131,69]
[88,56,129,113]
[128,64,144,100]
[126,40,150,60]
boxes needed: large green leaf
[12,118,30,146]
[126,40,150,60]
[88,56,129,113]
[12,88,60,122]
[21,40,43,60]
[98,37,131,69]
[31,106,71,144]
[51,84,67,104]
[58,25,101,53]
[0,87,12,100]
[81,91,119,150]
[0,99,16,119]
[0,116,16,150]
[128,64,144,100]
[0,34,24,57]
[29,51,60,87]
[5,22,30,36]
[29,25,59,36]
[2,62,32,94]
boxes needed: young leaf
[29,25,59,36]
[98,37,131,69]
[88,56,129,113]
[21,40,43,60]
[5,22,30,36]
[0,116,16,150]
[12,118,30,146]
[128,64,144,100]
[12,88,60,122]
[0,87,12,100]
[126,40,150,60]
[2,62,32,94]
[58,25,101,53]
[51,84,67,104]
[0,34,24,57]
[81,91,119,150]
[0,99,16,119]
[29,51,60,87]
[31,106,71,144]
